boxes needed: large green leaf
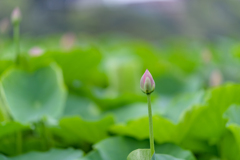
[0,60,13,75]
[110,84,240,154]
[127,149,151,160]
[54,115,114,144]
[94,93,146,111]
[62,94,101,120]
[0,148,83,160]
[109,92,205,143]
[81,137,196,160]
[105,103,149,123]
[220,125,240,160]
[127,149,184,160]
[220,105,240,160]
[163,91,205,124]
[110,116,178,143]
[48,47,106,87]
[0,64,67,123]
[224,104,240,125]
[155,143,196,160]
[177,84,240,153]
[154,154,184,160]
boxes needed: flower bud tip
[140,69,155,94]
[11,7,21,25]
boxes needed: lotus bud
[29,47,44,57]
[140,69,155,94]
[11,7,21,25]
[209,69,222,87]
[60,32,76,50]
[201,48,212,64]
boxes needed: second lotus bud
[11,7,21,25]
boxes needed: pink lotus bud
[60,32,76,50]
[201,48,212,64]
[29,47,44,57]
[11,7,21,25]
[140,69,155,94]
[209,70,222,87]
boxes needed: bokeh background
[1,0,240,160]
[2,0,240,40]
[2,0,240,94]
[2,0,240,93]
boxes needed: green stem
[41,118,53,150]
[147,94,155,157]
[16,131,22,154]
[14,24,20,65]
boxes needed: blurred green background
[1,0,240,160]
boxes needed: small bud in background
[11,7,21,25]
[60,32,76,50]
[209,70,223,87]
[29,47,44,57]
[0,18,10,34]
[201,48,212,64]
[140,69,155,94]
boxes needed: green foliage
[58,115,114,143]
[63,94,101,120]
[48,47,106,87]
[0,148,83,160]
[220,105,240,160]
[0,64,67,123]
[127,149,185,160]
[81,137,195,160]
[110,84,240,157]
[127,149,152,160]
[1,36,240,159]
